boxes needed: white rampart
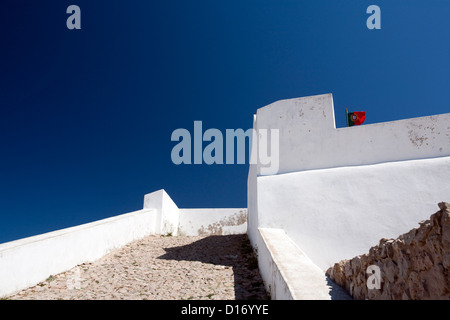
[257,156,450,270]
[144,189,180,236]
[257,228,351,300]
[248,93,450,275]
[0,209,158,298]
[0,189,246,298]
[3,93,447,300]
[254,93,450,175]
[178,208,247,236]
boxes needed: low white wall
[1,188,248,298]
[256,229,293,300]
[178,209,247,236]
[248,93,450,273]
[0,209,157,298]
[257,228,351,300]
[256,156,450,270]
[144,189,180,236]
[255,93,450,176]
[143,189,247,237]
[247,115,260,250]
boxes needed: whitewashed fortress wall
[247,93,450,270]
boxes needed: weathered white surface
[257,156,450,270]
[255,93,450,175]
[1,188,249,298]
[144,190,247,237]
[144,189,180,236]
[178,209,247,236]
[247,115,260,250]
[257,228,351,300]
[0,209,157,298]
[248,93,450,275]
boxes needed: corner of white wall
[248,93,450,271]
[247,113,261,250]
[143,189,180,236]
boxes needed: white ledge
[258,228,351,300]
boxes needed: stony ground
[7,234,268,300]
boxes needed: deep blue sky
[1,1,449,243]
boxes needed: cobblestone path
[8,234,268,300]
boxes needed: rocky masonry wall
[327,202,450,300]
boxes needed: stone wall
[326,202,450,300]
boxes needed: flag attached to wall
[347,111,366,127]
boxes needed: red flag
[347,111,366,126]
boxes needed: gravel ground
[7,234,268,300]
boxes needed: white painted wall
[178,208,247,236]
[0,209,157,298]
[257,228,351,300]
[143,189,247,237]
[247,115,260,249]
[144,189,180,236]
[248,93,450,273]
[0,188,248,297]
[257,156,450,270]
[255,93,450,175]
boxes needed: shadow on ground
[325,276,353,300]
[157,234,269,300]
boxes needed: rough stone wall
[326,202,450,300]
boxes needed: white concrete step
[258,228,351,300]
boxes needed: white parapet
[257,228,351,300]
[257,156,450,270]
[0,189,248,297]
[143,189,248,237]
[253,93,450,175]
[144,189,180,236]
[247,93,450,272]
[178,208,247,236]
[0,209,158,298]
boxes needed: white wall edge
[0,208,157,298]
[178,208,247,236]
[257,227,351,300]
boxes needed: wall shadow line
[157,234,268,300]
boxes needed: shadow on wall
[157,234,269,300]
[325,276,353,300]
